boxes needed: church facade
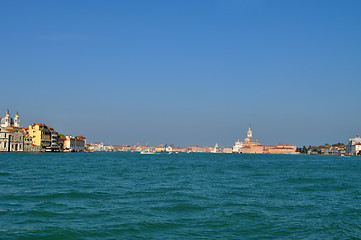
[0,109,20,128]
[0,127,10,151]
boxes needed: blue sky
[1,0,360,147]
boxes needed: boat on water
[287,152,300,155]
[140,149,155,154]
[169,151,179,155]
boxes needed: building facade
[5,127,24,152]
[64,136,87,152]
[23,133,34,152]
[211,143,222,153]
[47,128,59,151]
[28,124,52,150]
[346,132,361,155]
[0,127,9,151]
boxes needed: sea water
[1,152,361,239]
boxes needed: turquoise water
[1,152,361,239]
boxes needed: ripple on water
[0,172,10,176]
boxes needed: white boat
[287,152,300,155]
[140,149,155,154]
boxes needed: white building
[223,147,233,153]
[0,127,9,152]
[232,140,243,153]
[64,136,86,152]
[211,143,222,153]
[0,110,20,128]
[165,145,173,152]
[233,125,253,153]
[346,132,361,155]
[89,142,104,151]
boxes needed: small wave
[31,191,111,200]
[17,209,65,218]
[17,226,82,239]
[152,203,207,212]
[283,177,334,184]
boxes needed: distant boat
[287,152,300,155]
[140,149,155,154]
[169,151,179,155]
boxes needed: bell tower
[247,124,253,142]
[4,109,11,127]
[14,112,20,127]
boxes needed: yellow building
[155,145,166,152]
[28,124,52,149]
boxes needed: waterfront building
[204,147,211,152]
[64,136,87,152]
[0,127,10,151]
[240,141,264,154]
[173,147,189,152]
[135,144,143,152]
[57,134,65,151]
[264,144,297,154]
[122,145,131,152]
[197,147,207,152]
[346,132,361,155]
[103,145,114,152]
[28,124,52,149]
[166,145,173,152]
[115,145,126,151]
[321,145,346,155]
[155,145,166,152]
[5,127,24,151]
[49,128,59,151]
[233,125,296,154]
[232,140,243,153]
[337,146,346,155]
[233,125,263,153]
[23,132,40,152]
[0,110,20,128]
[223,147,233,153]
[330,147,340,155]
[77,136,86,147]
[63,136,75,151]
[211,143,222,153]
[134,143,150,152]
[322,147,331,155]
[186,146,204,152]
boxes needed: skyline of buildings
[1,108,360,155]
[2,106,360,148]
[0,109,86,152]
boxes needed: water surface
[1,152,360,239]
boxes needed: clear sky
[1,0,360,147]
